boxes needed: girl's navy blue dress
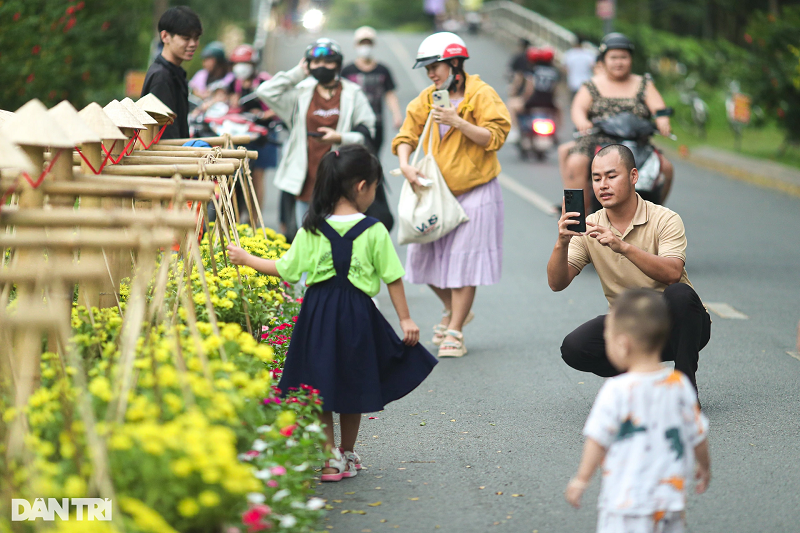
[278,217,438,414]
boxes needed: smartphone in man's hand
[564,189,586,233]
[307,131,325,137]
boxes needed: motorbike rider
[523,47,560,124]
[506,38,532,144]
[560,33,674,212]
[189,41,234,100]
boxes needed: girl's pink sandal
[321,448,348,482]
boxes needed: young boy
[565,289,710,533]
[141,6,203,140]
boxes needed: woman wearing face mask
[341,26,403,154]
[393,32,511,358]
[227,44,277,219]
[257,38,376,235]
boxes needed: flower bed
[1,224,325,532]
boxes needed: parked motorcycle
[678,75,708,139]
[517,108,557,161]
[577,111,674,208]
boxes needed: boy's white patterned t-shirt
[583,368,708,515]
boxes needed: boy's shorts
[597,510,685,533]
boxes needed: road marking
[384,33,429,93]
[498,173,558,216]
[705,302,749,320]
[788,352,800,362]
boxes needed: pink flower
[242,504,273,532]
[279,424,297,437]
[266,479,278,488]
[246,450,260,458]
[13,12,20,21]
[292,314,299,321]
[270,466,286,476]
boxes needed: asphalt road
[261,29,800,533]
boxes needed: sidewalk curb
[657,143,800,199]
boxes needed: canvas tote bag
[395,111,469,245]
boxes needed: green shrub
[0,0,151,110]
[740,7,800,144]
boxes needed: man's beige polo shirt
[567,194,693,305]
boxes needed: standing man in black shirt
[341,26,402,155]
[141,6,203,140]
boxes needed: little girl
[227,144,437,482]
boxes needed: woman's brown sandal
[437,329,467,357]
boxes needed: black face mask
[310,66,338,85]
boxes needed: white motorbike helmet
[413,32,470,69]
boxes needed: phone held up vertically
[432,89,451,109]
[563,189,586,233]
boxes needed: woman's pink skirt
[405,178,503,289]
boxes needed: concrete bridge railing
[481,1,577,59]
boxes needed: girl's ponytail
[303,144,383,234]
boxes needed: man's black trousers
[560,283,711,389]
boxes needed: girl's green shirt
[275,215,404,297]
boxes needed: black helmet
[304,38,343,63]
[598,32,634,56]
[201,41,226,62]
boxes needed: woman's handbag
[395,112,468,245]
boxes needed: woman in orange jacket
[393,32,511,358]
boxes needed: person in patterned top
[566,289,710,533]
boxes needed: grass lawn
[662,89,800,170]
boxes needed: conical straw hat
[0,130,37,173]
[48,101,102,146]
[121,97,158,126]
[78,103,127,141]
[136,93,176,124]
[103,100,145,131]
[3,99,73,148]
[0,110,14,127]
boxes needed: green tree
[0,0,151,111]
[741,6,800,147]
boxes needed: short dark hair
[610,289,671,352]
[594,144,636,174]
[158,6,203,38]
